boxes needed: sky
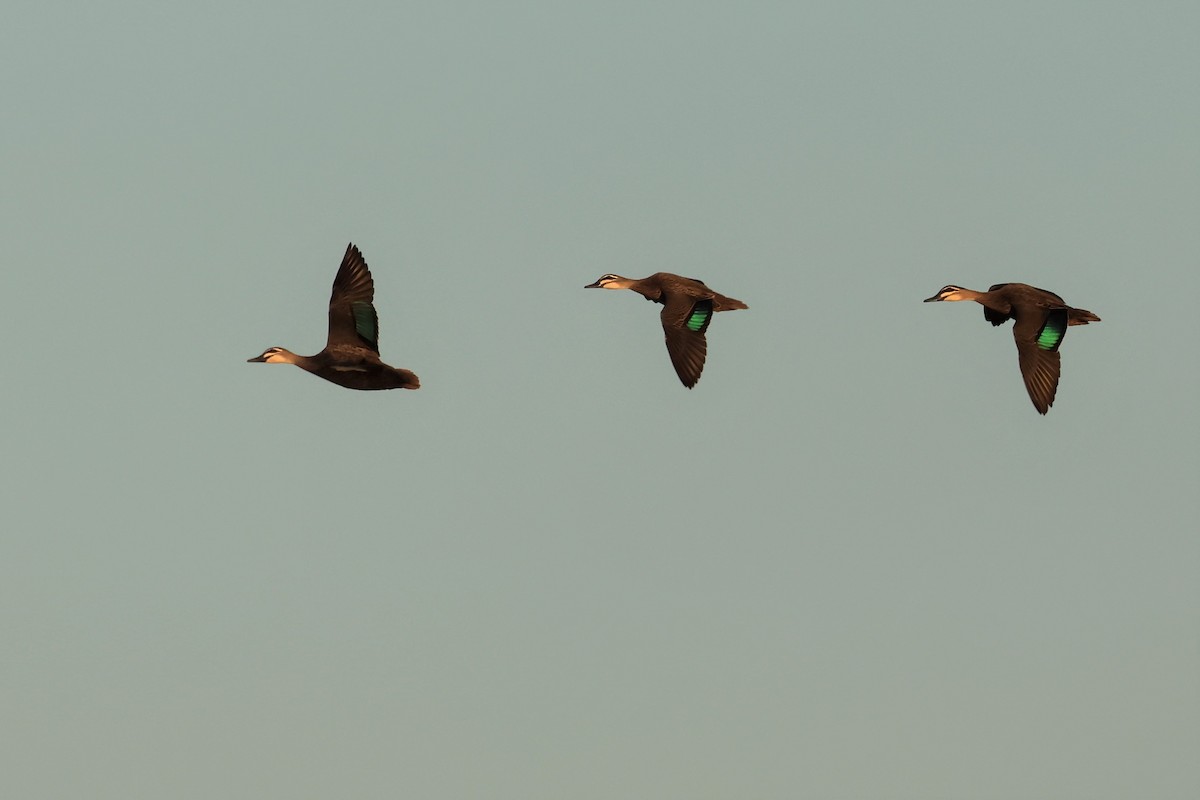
[2,2,1198,798]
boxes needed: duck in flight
[248,243,420,391]
[924,283,1099,414]
[585,272,747,388]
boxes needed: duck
[248,243,420,390]
[924,283,1099,414]
[585,272,747,388]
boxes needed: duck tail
[1067,308,1101,326]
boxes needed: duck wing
[660,295,713,388]
[981,284,1016,326]
[983,305,1012,326]
[1012,307,1068,414]
[326,243,380,354]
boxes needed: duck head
[247,346,298,364]
[585,274,634,290]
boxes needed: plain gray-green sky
[3,2,1197,798]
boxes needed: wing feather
[660,296,712,388]
[326,243,379,353]
[1013,307,1068,414]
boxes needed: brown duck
[585,272,747,388]
[248,243,420,390]
[924,283,1099,414]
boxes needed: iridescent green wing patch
[1036,308,1068,351]
[351,301,379,349]
[685,300,712,332]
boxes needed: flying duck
[924,283,1099,413]
[249,243,420,390]
[585,272,747,388]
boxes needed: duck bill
[922,294,944,302]
[247,354,268,362]
[584,280,602,288]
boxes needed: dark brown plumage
[585,272,747,388]
[248,243,420,391]
[924,282,1099,414]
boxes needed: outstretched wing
[326,243,379,353]
[1013,307,1068,414]
[660,296,713,388]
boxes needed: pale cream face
[926,285,974,302]
[249,347,295,364]
[595,274,632,289]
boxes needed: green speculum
[352,303,376,341]
[1037,323,1064,350]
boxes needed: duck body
[248,243,420,391]
[585,272,747,388]
[249,346,419,390]
[924,282,1099,414]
